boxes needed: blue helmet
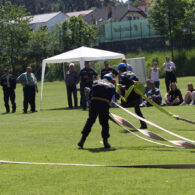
[118,63,127,70]
[103,73,113,81]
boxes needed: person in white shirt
[148,61,160,88]
[163,56,176,92]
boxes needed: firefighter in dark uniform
[100,61,118,79]
[17,66,38,113]
[118,63,147,129]
[0,68,16,113]
[79,61,98,110]
[78,73,116,149]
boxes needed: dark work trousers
[23,86,36,112]
[66,85,77,108]
[82,100,110,139]
[80,83,92,110]
[126,95,147,127]
[165,71,176,92]
[3,88,16,112]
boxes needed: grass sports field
[0,77,194,194]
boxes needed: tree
[0,2,31,74]
[61,16,97,51]
[27,26,59,74]
[183,0,195,39]
[149,0,189,59]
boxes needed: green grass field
[0,77,194,194]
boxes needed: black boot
[78,136,86,148]
[140,122,147,129]
[103,139,111,149]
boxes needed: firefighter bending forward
[78,74,116,149]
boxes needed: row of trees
[0,0,123,15]
[0,0,194,78]
[0,2,96,77]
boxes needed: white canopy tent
[41,46,125,109]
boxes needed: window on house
[128,16,132,20]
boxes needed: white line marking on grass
[0,160,195,169]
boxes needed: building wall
[30,22,47,30]
[122,12,145,20]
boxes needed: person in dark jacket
[65,63,79,108]
[100,61,118,79]
[0,68,16,113]
[118,63,147,129]
[78,74,116,149]
[79,61,98,110]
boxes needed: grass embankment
[92,48,195,78]
[0,77,194,194]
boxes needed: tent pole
[40,61,46,110]
[63,63,66,82]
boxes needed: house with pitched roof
[136,0,154,15]
[27,11,68,30]
[84,4,147,25]
[66,10,93,18]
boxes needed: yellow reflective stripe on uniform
[123,71,135,76]
[123,85,134,102]
[117,84,134,103]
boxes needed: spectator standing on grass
[17,66,38,113]
[101,61,118,107]
[180,82,195,106]
[79,61,98,110]
[65,63,79,109]
[164,82,183,106]
[148,61,160,88]
[100,61,118,79]
[122,59,133,72]
[0,68,16,113]
[163,56,176,92]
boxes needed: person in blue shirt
[78,74,116,149]
[79,61,98,110]
[118,63,147,129]
[141,81,162,107]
